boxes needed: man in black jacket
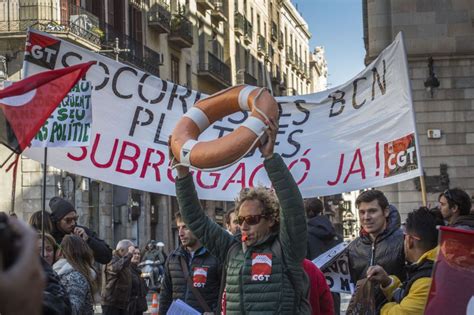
[347,190,405,311]
[306,198,342,260]
[49,196,112,264]
[159,212,221,314]
[305,197,342,314]
[438,188,474,230]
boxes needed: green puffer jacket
[176,154,310,315]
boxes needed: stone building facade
[363,0,474,217]
[0,0,325,251]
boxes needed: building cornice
[281,0,311,39]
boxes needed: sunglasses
[62,216,79,224]
[237,214,269,226]
[443,189,454,202]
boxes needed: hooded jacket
[307,215,343,260]
[380,247,437,315]
[347,205,405,310]
[53,259,95,315]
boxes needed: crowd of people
[0,117,473,315]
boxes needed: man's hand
[367,265,391,288]
[0,218,45,315]
[74,227,89,242]
[259,117,279,159]
[169,136,190,178]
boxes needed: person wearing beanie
[49,197,112,264]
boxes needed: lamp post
[424,57,440,98]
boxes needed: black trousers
[102,305,128,315]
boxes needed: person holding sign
[367,207,443,314]
[347,190,405,311]
[172,118,310,314]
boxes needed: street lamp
[424,57,440,98]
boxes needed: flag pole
[0,149,16,168]
[419,174,427,207]
[41,147,47,258]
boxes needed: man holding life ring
[171,117,311,314]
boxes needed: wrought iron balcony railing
[286,47,294,64]
[234,12,245,36]
[198,52,231,87]
[271,22,278,42]
[169,15,193,48]
[148,2,171,33]
[244,71,257,86]
[100,21,162,77]
[278,31,284,49]
[0,3,101,47]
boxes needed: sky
[294,0,366,88]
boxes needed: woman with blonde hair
[53,234,98,315]
[36,232,57,266]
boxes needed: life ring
[170,85,278,170]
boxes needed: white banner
[23,30,422,201]
[31,80,92,147]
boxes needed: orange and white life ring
[170,85,278,170]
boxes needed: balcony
[198,52,231,88]
[278,31,284,50]
[272,66,281,84]
[0,3,101,49]
[297,58,304,75]
[271,22,278,42]
[257,35,266,57]
[234,12,245,37]
[288,88,297,96]
[243,21,252,44]
[196,0,215,12]
[286,47,294,64]
[211,1,227,24]
[100,22,162,77]
[291,54,298,70]
[169,15,193,48]
[148,2,171,33]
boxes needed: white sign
[313,241,350,270]
[320,252,352,294]
[31,80,92,147]
[23,30,422,201]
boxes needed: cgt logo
[384,133,418,178]
[251,253,272,282]
[24,32,61,69]
[192,267,208,288]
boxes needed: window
[171,55,180,84]
[257,14,260,34]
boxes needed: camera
[0,212,21,270]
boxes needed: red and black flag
[0,61,94,154]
